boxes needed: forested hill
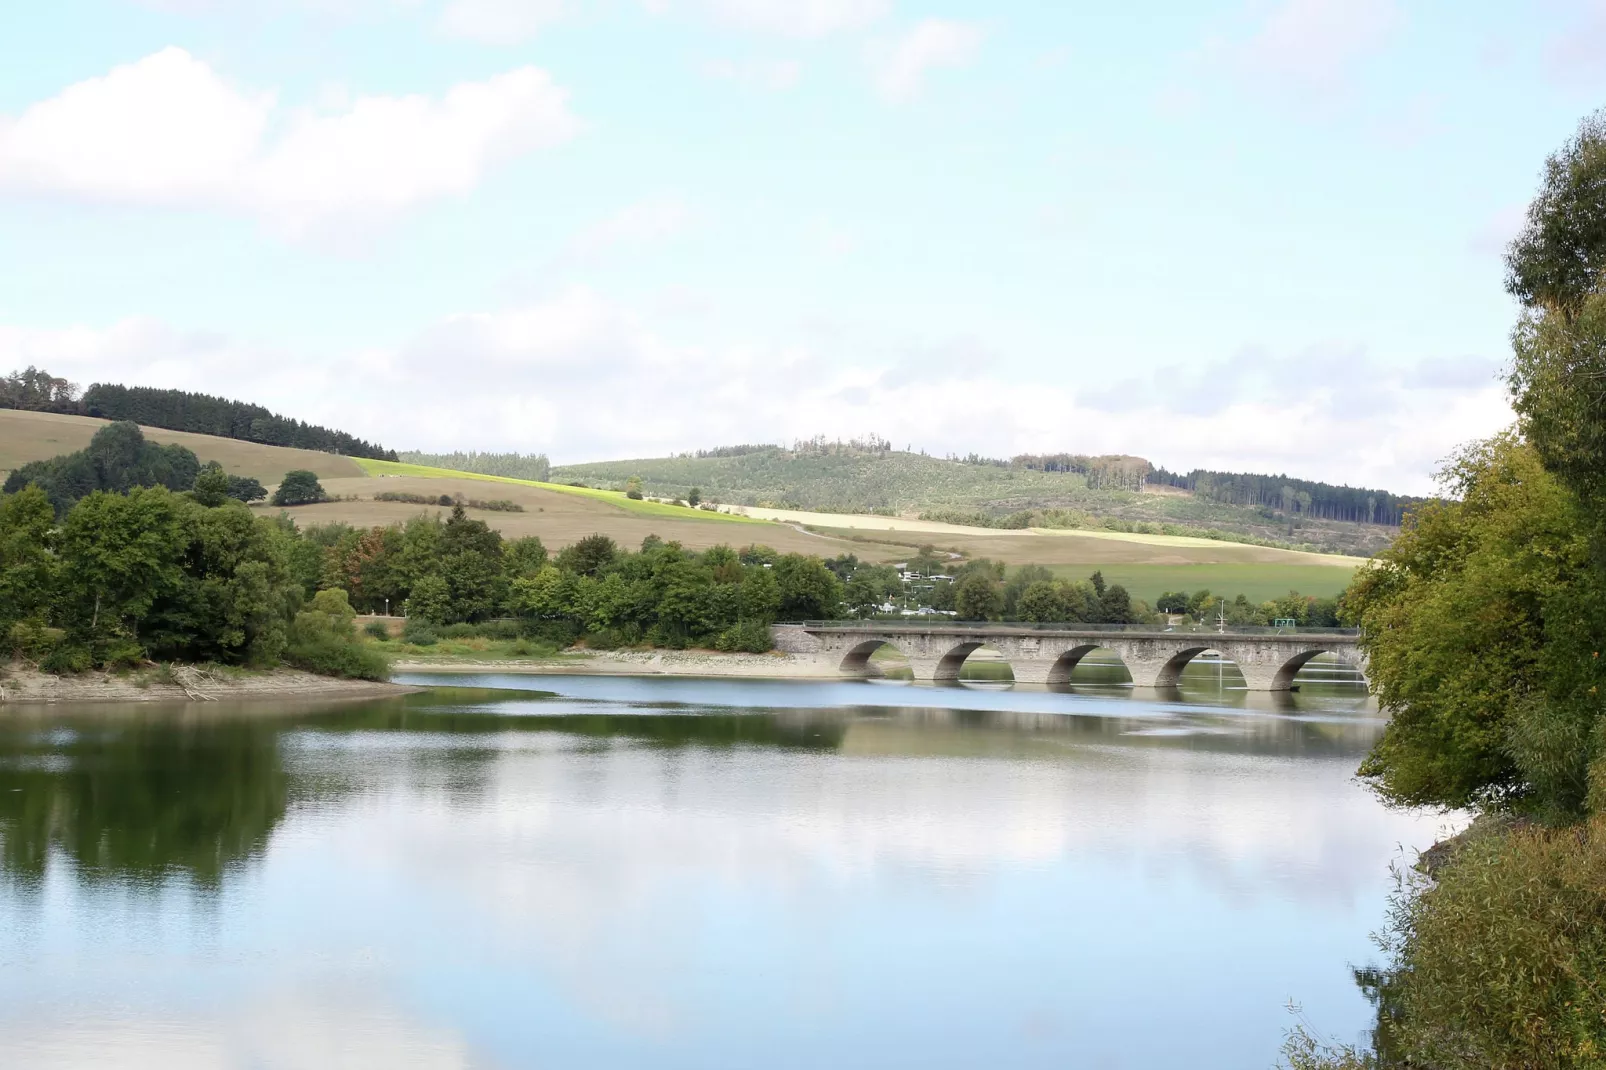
[83,384,395,461]
[0,367,395,461]
[1147,467,1424,526]
[551,441,1419,556]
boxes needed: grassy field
[1040,562,1361,602]
[0,409,364,482]
[260,473,863,557]
[354,458,766,524]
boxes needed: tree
[1098,584,1134,624]
[1155,591,1189,614]
[625,476,644,500]
[191,462,231,507]
[271,470,326,506]
[954,573,1001,621]
[505,536,548,579]
[1016,580,1067,622]
[1089,570,1107,598]
[687,487,701,508]
[227,474,267,503]
[0,485,57,632]
[773,554,842,620]
[557,534,618,577]
[738,565,781,623]
[1344,437,1600,813]
[406,573,453,625]
[1505,107,1606,320]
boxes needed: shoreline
[0,664,422,706]
[393,649,842,680]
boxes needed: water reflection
[0,677,1447,1070]
[0,711,288,888]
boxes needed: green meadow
[1041,562,1362,604]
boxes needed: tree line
[81,383,396,461]
[1147,466,1423,526]
[396,450,551,482]
[1289,108,1606,1070]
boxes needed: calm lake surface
[0,667,1454,1069]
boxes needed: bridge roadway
[773,623,1366,692]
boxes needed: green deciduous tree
[954,573,1002,621]
[271,470,326,506]
[1345,437,1602,813]
[1016,580,1067,622]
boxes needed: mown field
[0,409,363,482]
[262,472,863,558]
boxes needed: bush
[8,621,65,661]
[41,643,94,674]
[715,621,774,653]
[284,591,388,680]
[285,633,390,680]
[1388,816,1606,1068]
[625,489,643,500]
[1290,816,1606,1069]
[401,618,438,646]
[363,619,391,640]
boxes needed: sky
[0,1,1601,493]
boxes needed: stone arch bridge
[773,623,1365,692]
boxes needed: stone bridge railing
[772,622,1366,692]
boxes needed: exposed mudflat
[393,649,840,679]
[0,664,420,705]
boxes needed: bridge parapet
[776,623,1366,692]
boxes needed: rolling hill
[551,445,1404,557]
[0,411,1367,601]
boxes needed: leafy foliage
[3,420,202,515]
[271,470,326,506]
[1345,438,1603,814]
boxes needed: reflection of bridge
[772,623,1366,692]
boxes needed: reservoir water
[0,670,1453,1068]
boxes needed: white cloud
[871,19,985,103]
[439,0,568,42]
[701,57,804,91]
[696,0,889,39]
[0,292,1513,493]
[0,48,271,204]
[0,48,581,236]
[564,195,693,259]
[1232,0,1400,95]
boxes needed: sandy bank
[394,649,841,680]
[0,664,421,706]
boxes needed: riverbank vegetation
[1289,107,1606,1070]
[0,479,387,680]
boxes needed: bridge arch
[838,639,908,677]
[1044,644,1105,686]
[1269,649,1364,691]
[931,641,988,683]
[1154,647,1216,689]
